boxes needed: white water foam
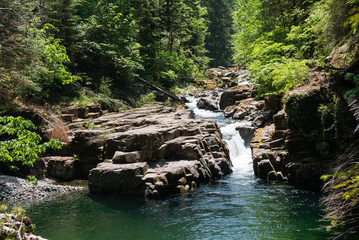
[186,96,253,175]
[186,96,223,119]
[220,122,252,174]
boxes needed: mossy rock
[284,90,324,132]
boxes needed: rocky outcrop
[45,157,77,180]
[250,87,357,191]
[206,67,250,89]
[64,105,233,197]
[60,103,103,123]
[197,97,219,111]
[250,110,326,190]
[219,84,253,110]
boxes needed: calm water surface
[26,96,330,239]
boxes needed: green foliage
[170,85,183,94]
[232,0,356,96]
[0,116,62,168]
[75,0,142,88]
[164,99,173,107]
[344,73,359,98]
[0,203,35,239]
[284,91,322,131]
[322,164,359,231]
[25,22,81,88]
[140,92,156,105]
[98,77,113,97]
[200,0,233,66]
[1,0,211,111]
[232,0,314,96]
[250,58,310,96]
[321,140,359,237]
[345,0,359,34]
[26,175,38,185]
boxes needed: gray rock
[196,97,219,111]
[237,126,256,147]
[219,85,253,110]
[81,105,232,197]
[112,151,141,164]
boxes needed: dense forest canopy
[0,0,235,109]
[2,0,358,104]
[233,0,359,96]
[1,0,359,238]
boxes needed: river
[26,96,330,240]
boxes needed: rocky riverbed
[0,175,85,203]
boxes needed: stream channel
[26,95,330,240]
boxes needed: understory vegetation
[0,0,234,114]
[233,0,359,96]
[1,0,359,238]
[321,141,359,239]
[232,0,359,236]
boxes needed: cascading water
[25,94,330,240]
[186,95,252,172]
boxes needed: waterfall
[186,96,253,174]
[220,122,252,172]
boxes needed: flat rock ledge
[0,175,84,203]
[84,105,232,197]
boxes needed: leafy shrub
[250,59,310,96]
[0,116,62,169]
[140,92,156,104]
[25,22,81,89]
[0,203,35,239]
[164,99,173,107]
[344,73,359,98]
[270,59,310,92]
[98,77,113,97]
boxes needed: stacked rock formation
[63,105,233,197]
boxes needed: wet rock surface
[196,97,219,111]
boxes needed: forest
[1,0,359,239]
[0,0,233,111]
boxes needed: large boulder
[219,84,253,110]
[197,97,218,111]
[30,157,78,181]
[89,162,149,194]
[236,125,256,147]
[44,156,77,181]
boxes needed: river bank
[24,93,330,240]
[0,175,85,203]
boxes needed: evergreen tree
[201,0,233,67]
